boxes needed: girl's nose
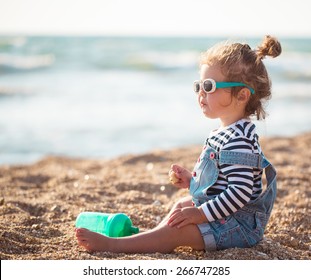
[198,89,207,98]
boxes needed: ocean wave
[0,86,34,97]
[93,50,199,72]
[0,53,55,73]
[270,52,311,82]
[123,51,198,71]
[0,37,27,48]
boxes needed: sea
[0,36,310,165]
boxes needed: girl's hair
[200,35,282,120]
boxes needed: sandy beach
[0,132,310,260]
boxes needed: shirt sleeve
[201,135,255,222]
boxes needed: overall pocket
[213,216,251,250]
[198,158,219,189]
[233,210,268,246]
[190,150,219,202]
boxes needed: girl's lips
[200,101,207,107]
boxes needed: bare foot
[75,228,110,252]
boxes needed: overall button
[209,152,215,159]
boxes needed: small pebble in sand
[146,163,154,171]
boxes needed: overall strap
[219,150,270,169]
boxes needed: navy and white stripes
[201,119,263,222]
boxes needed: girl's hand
[167,206,207,228]
[168,164,192,189]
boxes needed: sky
[0,0,310,37]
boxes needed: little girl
[75,35,282,253]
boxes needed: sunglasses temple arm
[216,82,255,94]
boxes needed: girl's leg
[76,221,204,253]
[157,196,193,227]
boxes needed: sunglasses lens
[193,82,200,93]
[203,80,213,93]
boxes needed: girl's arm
[201,134,257,222]
[201,163,254,222]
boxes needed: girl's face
[197,64,240,126]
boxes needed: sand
[0,133,310,260]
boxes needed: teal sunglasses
[194,79,255,95]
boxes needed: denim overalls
[189,145,277,251]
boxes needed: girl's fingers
[168,217,182,227]
[175,219,189,229]
[167,209,187,227]
[171,164,183,174]
[167,210,180,225]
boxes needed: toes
[75,228,90,237]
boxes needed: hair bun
[256,35,282,60]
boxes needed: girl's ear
[237,89,251,103]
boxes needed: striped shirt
[201,119,263,222]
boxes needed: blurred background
[0,0,310,165]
